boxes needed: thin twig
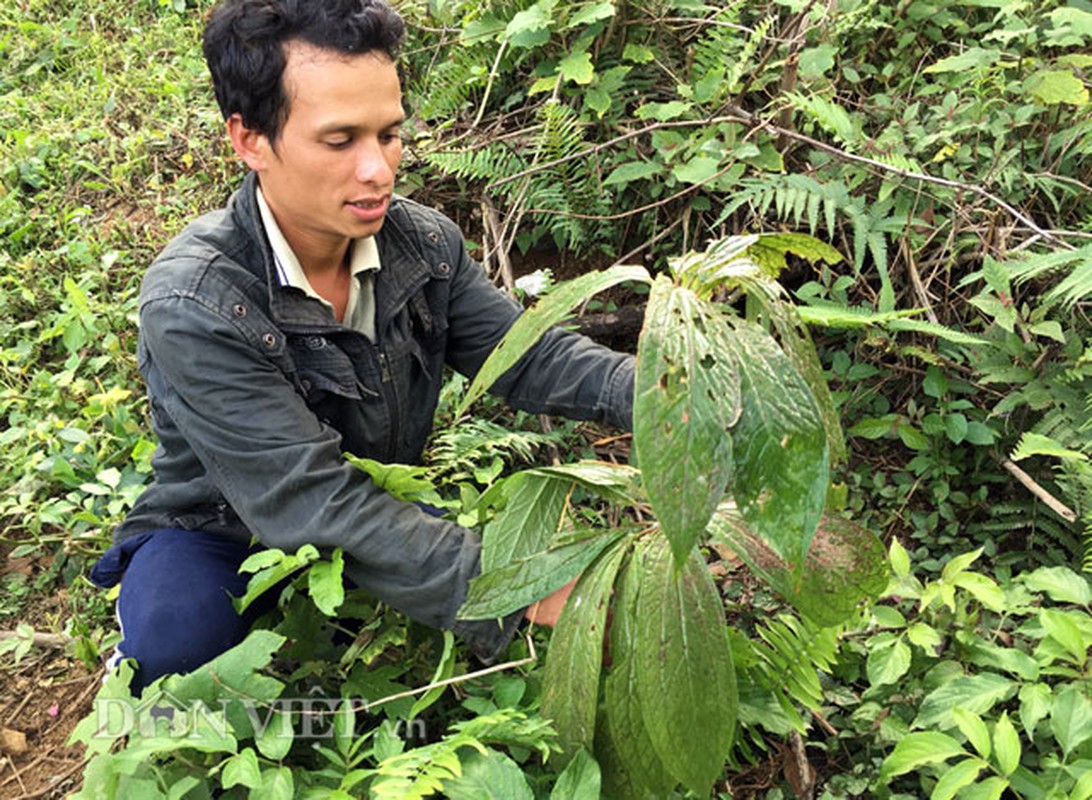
[208,631,539,717]
[995,453,1077,523]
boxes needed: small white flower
[514,268,553,297]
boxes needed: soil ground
[0,641,97,799]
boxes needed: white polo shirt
[256,186,381,340]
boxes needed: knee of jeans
[119,591,252,687]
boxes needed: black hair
[203,0,405,143]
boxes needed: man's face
[246,41,404,257]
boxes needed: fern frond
[1004,243,1092,312]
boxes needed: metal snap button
[427,231,439,243]
[437,261,450,274]
[262,333,277,348]
[232,303,247,317]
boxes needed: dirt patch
[0,649,96,800]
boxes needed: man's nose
[355,142,394,184]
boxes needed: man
[89,0,634,691]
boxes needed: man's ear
[226,114,270,171]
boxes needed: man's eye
[326,139,351,149]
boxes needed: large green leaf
[481,472,569,572]
[725,320,828,570]
[442,749,534,800]
[598,548,675,799]
[634,278,740,565]
[527,461,643,507]
[549,749,601,800]
[1051,684,1092,757]
[541,536,629,760]
[457,264,650,417]
[708,506,888,625]
[912,674,1017,730]
[633,537,737,795]
[158,630,286,741]
[760,293,846,465]
[458,528,628,619]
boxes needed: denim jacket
[114,172,634,660]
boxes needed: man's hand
[524,578,577,627]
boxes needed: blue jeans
[90,528,273,692]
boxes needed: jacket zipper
[376,348,399,460]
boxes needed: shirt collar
[255,186,380,304]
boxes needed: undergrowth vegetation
[2,0,1091,797]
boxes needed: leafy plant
[456,232,888,795]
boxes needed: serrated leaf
[633,538,736,795]
[880,731,966,779]
[159,630,285,740]
[885,318,990,345]
[457,265,650,416]
[633,279,739,565]
[541,537,628,760]
[598,551,675,798]
[482,472,569,572]
[528,461,642,506]
[459,528,627,619]
[756,277,846,465]
[726,321,829,571]
[709,508,888,625]
[308,549,345,616]
[913,674,1017,730]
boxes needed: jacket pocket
[289,335,368,402]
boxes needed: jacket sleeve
[137,270,519,662]
[435,218,634,432]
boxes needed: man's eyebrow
[316,116,406,135]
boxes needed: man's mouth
[349,198,385,209]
